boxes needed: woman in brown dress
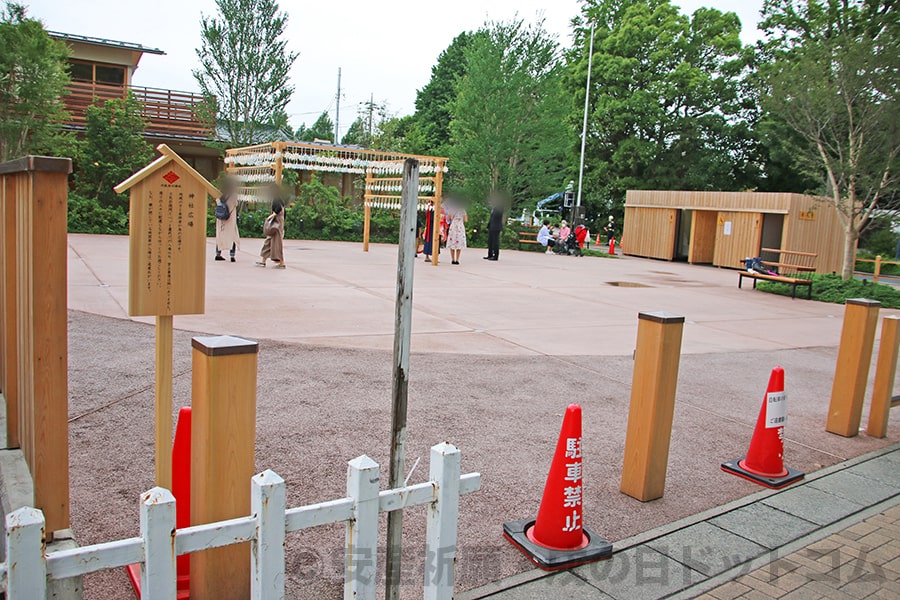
[257,186,286,269]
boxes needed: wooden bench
[518,230,543,250]
[738,248,817,300]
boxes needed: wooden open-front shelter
[225,141,448,264]
[622,191,845,273]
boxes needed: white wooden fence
[0,442,480,600]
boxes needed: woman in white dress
[446,202,468,265]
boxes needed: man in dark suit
[485,200,503,261]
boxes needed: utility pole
[576,22,595,213]
[367,92,374,146]
[334,68,341,144]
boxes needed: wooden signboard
[115,144,218,488]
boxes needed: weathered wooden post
[874,255,883,283]
[385,158,419,600]
[866,315,900,438]
[621,312,685,502]
[0,156,71,533]
[826,299,880,437]
[190,335,258,600]
[114,144,216,488]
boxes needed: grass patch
[757,273,900,308]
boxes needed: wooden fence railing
[0,156,71,535]
[0,443,480,600]
[63,81,211,138]
[856,255,900,283]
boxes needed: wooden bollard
[190,335,258,600]
[826,299,880,437]
[866,316,900,438]
[621,312,685,502]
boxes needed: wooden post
[190,335,258,600]
[346,455,380,600]
[874,255,882,283]
[827,299,880,437]
[621,311,685,502]
[251,470,286,600]
[0,170,19,448]
[363,170,373,252]
[385,159,419,600]
[5,507,47,599]
[430,161,444,266]
[155,315,173,489]
[424,443,461,600]
[273,142,284,186]
[1,157,71,534]
[866,315,900,438]
[140,487,177,599]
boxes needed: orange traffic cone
[721,367,804,489]
[127,407,192,599]
[608,237,616,255]
[503,404,611,570]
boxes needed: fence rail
[855,255,900,283]
[1,442,480,600]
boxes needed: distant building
[49,31,221,181]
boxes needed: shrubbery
[758,274,900,309]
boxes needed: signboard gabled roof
[114,144,219,198]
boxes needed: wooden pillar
[621,312,685,502]
[363,170,373,252]
[273,142,284,186]
[190,335,258,600]
[0,171,19,448]
[155,315,173,488]
[826,299,880,437]
[431,161,444,266]
[1,157,72,534]
[866,316,900,438]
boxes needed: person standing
[485,198,503,261]
[256,185,286,269]
[446,202,468,265]
[214,177,240,262]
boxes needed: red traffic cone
[722,367,804,489]
[608,237,616,255]
[503,404,611,570]
[127,407,192,599]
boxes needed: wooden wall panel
[623,207,676,260]
[626,190,792,213]
[783,196,845,274]
[714,212,762,269]
[688,210,717,264]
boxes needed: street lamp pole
[575,22,595,215]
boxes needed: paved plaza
[63,235,900,599]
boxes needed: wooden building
[622,191,844,273]
[49,31,221,181]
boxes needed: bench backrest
[761,247,817,276]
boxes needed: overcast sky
[26,0,764,139]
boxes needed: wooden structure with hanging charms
[225,141,448,265]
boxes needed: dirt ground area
[67,310,899,599]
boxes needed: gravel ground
[66,310,899,599]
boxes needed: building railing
[63,80,211,139]
[1,442,480,600]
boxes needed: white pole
[576,23,595,210]
[346,455,380,600]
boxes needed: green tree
[68,93,153,233]
[760,0,899,279]
[341,117,366,145]
[0,2,70,161]
[414,31,478,155]
[569,0,754,217]
[194,0,298,147]
[449,19,569,207]
[299,111,334,142]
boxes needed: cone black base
[503,519,612,571]
[721,457,804,489]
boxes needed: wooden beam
[827,299,880,437]
[866,316,900,438]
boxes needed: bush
[757,274,900,308]
[67,193,128,234]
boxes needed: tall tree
[760,0,899,279]
[414,32,478,155]
[0,2,70,161]
[194,0,298,147]
[75,93,153,208]
[569,0,754,217]
[449,19,569,206]
[341,117,366,145]
[299,111,334,142]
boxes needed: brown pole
[155,315,173,489]
[363,169,373,252]
[430,161,444,266]
[621,311,685,502]
[0,172,19,448]
[866,315,900,438]
[190,335,258,600]
[827,298,880,437]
